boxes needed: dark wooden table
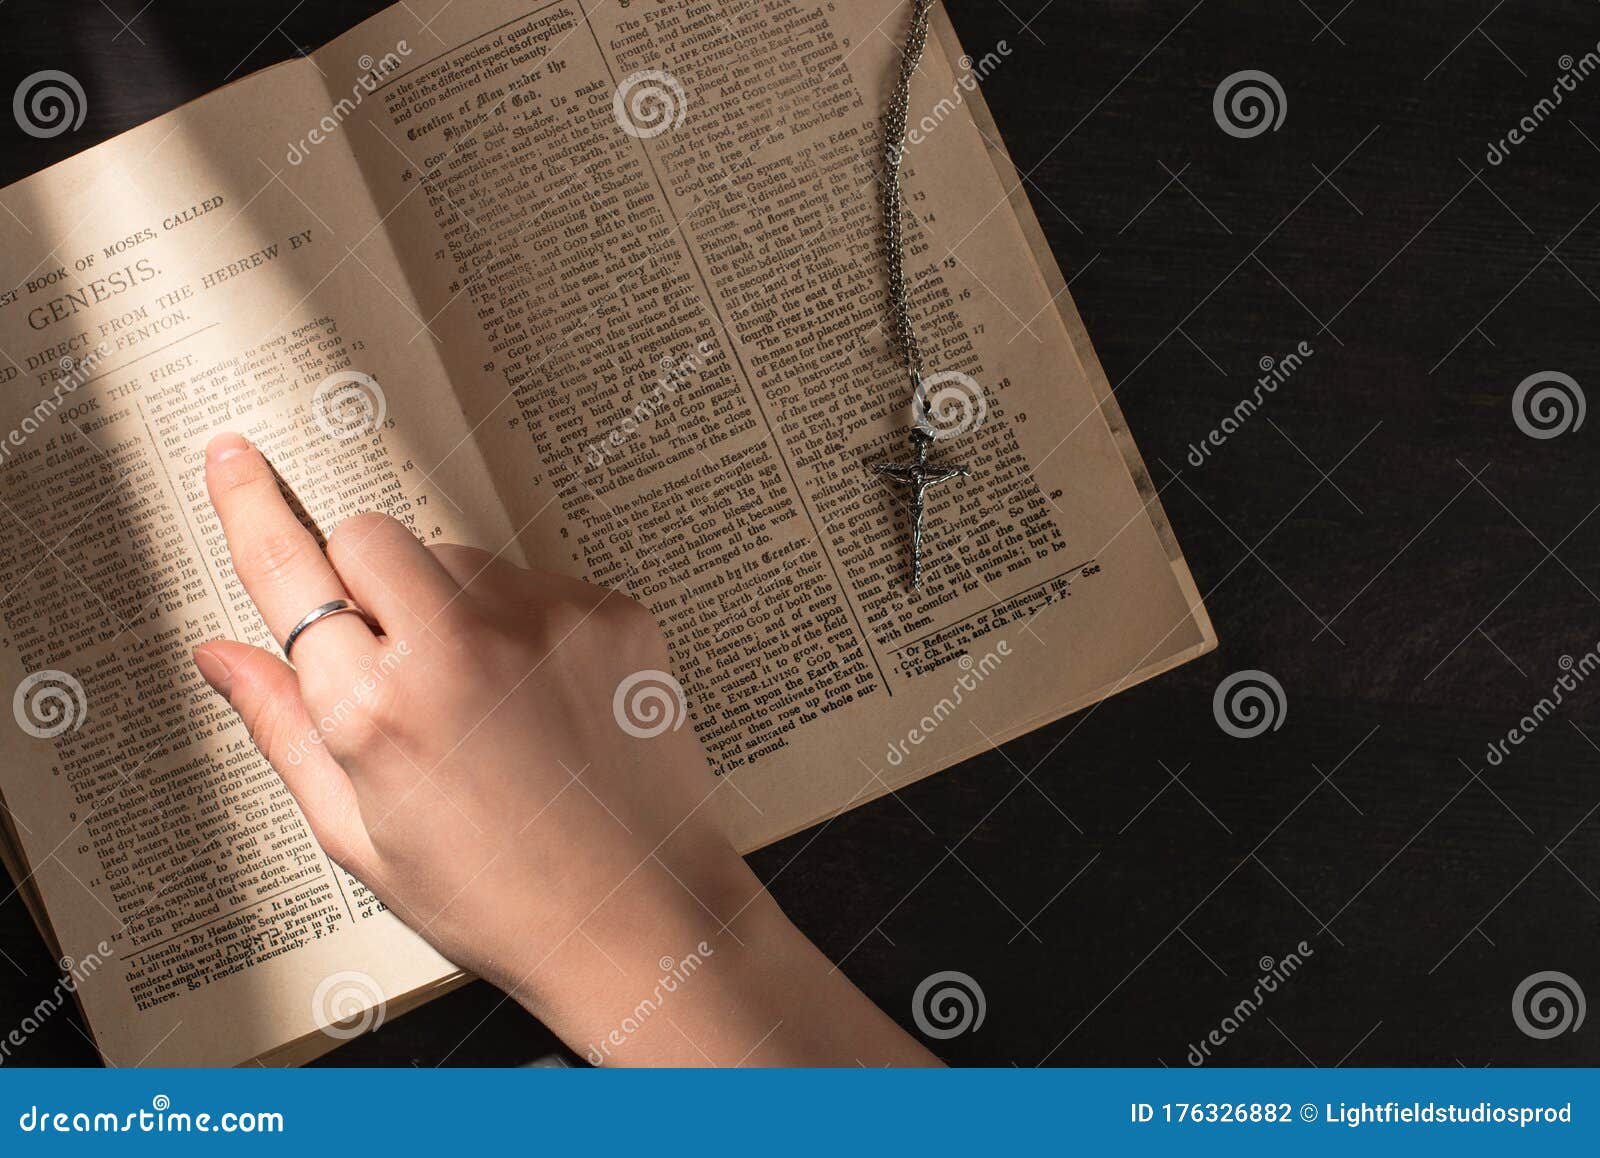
[2,0,1597,1066]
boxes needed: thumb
[193,639,374,872]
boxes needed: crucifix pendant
[871,427,970,590]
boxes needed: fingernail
[206,432,251,464]
[192,646,232,694]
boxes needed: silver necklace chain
[882,0,935,393]
[869,0,971,593]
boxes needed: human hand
[192,433,935,1066]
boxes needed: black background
[1,0,1597,1067]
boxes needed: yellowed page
[315,0,1215,851]
[0,54,518,1065]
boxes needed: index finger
[204,433,377,670]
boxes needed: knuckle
[519,591,667,672]
[462,611,538,677]
[607,595,668,653]
[359,662,407,725]
[527,592,594,648]
[429,542,489,568]
[610,592,661,630]
[326,512,399,566]
[247,525,323,589]
[343,712,391,761]
[323,695,394,764]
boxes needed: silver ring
[282,599,375,659]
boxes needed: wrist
[467,822,938,1066]
[490,840,791,1062]
[490,843,780,1046]
[511,863,937,1066]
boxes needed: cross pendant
[870,428,970,590]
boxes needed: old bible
[0,0,1214,1065]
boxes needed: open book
[0,0,1214,1066]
